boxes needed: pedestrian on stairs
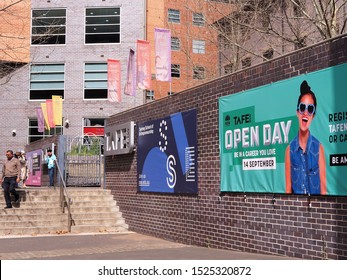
[1,150,21,209]
[45,148,56,187]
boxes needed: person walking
[45,148,56,187]
[1,150,21,209]
[15,150,28,188]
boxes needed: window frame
[145,90,155,101]
[83,118,105,136]
[224,63,233,74]
[85,7,121,44]
[84,62,108,100]
[241,57,252,69]
[28,118,63,143]
[29,64,65,100]
[193,66,206,80]
[168,9,180,23]
[31,8,66,45]
[193,12,205,26]
[171,64,180,78]
[192,40,206,54]
[171,37,180,51]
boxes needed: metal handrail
[54,159,74,232]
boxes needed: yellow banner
[40,103,50,131]
[52,95,63,125]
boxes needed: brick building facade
[0,0,145,167]
[105,34,347,259]
[147,0,233,100]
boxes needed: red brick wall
[106,35,347,259]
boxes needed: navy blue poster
[137,109,198,193]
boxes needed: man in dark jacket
[1,150,21,209]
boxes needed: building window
[193,13,204,26]
[31,9,66,45]
[168,9,180,23]
[30,64,65,100]
[84,63,108,99]
[28,118,63,143]
[193,66,205,80]
[83,118,105,136]
[293,0,305,17]
[218,35,231,50]
[193,40,205,54]
[171,64,180,78]
[171,37,180,50]
[241,57,251,69]
[294,37,306,49]
[145,90,155,101]
[224,63,233,74]
[263,48,274,60]
[85,8,120,44]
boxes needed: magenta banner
[36,106,44,133]
[26,149,42,186]
[124,49,136,96]
[155,28,171,82]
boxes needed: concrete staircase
[0,187,128,236]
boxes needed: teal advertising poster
[219,63,347,196]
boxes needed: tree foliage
[185,0,347,73]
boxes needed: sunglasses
[298,102,315,116]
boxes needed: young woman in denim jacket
[285,81,326,195]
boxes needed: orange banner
[46,99,55,128]
[107,59,121,103]
[52,95,63,125]
[40,103,50,131]
[137,40,151,90]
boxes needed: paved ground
[0,231,294,260]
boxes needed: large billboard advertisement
[219,63,347,196]
[138,109,198,194]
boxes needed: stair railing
[54,159,74,232]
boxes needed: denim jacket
[289,133,320,195]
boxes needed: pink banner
[155,28,171,82]
[107,59,121,103]
[137,40,151,90]
[124,49,136,96]
[36,106,44,133]
[46,99,55,128]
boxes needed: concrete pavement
[0,231,294,260]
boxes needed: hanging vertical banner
[124,49,137,96]
[46,99,55,128]
[155,28,171,82]
[137,40,151,90]
[52,95,62,125]
[40,103,50,131]
[107,59,121,103]
[35,106,45,133]
[25,149,42,187]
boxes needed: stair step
[0,213,67,222]
[71,224,129,234]
[0,226,69,236]
[0,187,128,236]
